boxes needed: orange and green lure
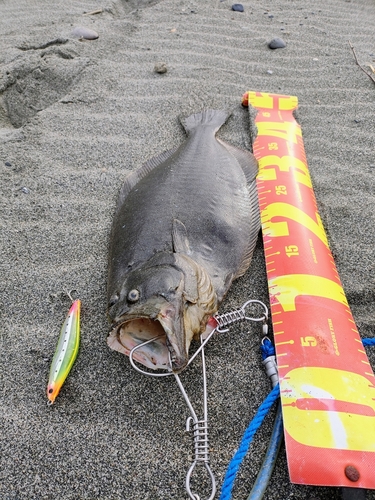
[47,299,81,404]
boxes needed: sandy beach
[1,0,374,499]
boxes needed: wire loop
[127,298,269,500]
[214,299,268,333]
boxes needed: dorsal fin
[217,139,260,278]
[235,180,261,278]
[115,147,179,211]
[217,138,258,183]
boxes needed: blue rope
[219,336,375,500]
[260,338,275,359]
[219,383,280,500]
[247,403,283,500]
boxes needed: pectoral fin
[172,218,191,255]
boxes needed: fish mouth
[107,311,188,373]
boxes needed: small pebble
[154,62,167,74]
[267,70,273,75]
[5,161,11,167]
[232,4,244,12]
[268,37,286,49]
[71,26,99,40]
[20,187,30,194]
[268,14,274,18]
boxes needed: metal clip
[173,336,216,500]
[127,298,269,499]
[129,334,217,499]
[214,299,268,333]
[129,335,173,377]
[128,299,269,377]
[261,337,279,388]
[185,417,216,500]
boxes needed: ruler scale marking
[244,91,375,489]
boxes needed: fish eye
[127,289,140,303]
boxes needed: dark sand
[1,0,374,499]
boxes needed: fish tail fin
[180,110,230,134]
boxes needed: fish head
[107,252,217,373]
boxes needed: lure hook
[65,289,79,303]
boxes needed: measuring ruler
[243,91,375,489]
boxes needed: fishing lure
[47,299,81,404]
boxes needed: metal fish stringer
[175,337,216,500]
[129,299,269,500]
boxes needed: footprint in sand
[0,42,89,137]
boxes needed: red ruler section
[243,91,375,488]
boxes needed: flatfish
[107,110,260,372]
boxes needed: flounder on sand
[107,110,260,372]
